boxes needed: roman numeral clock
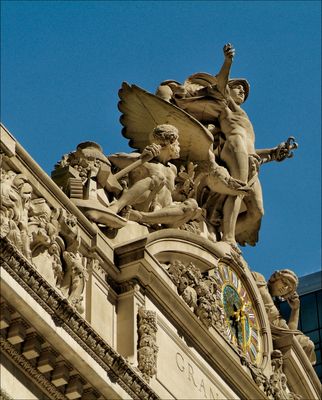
[213,258,268,367]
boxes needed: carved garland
[137,307,159,382]
[0,238,159,400]
[166,259,228,336]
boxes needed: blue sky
[1,1,321,279]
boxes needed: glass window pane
[300,293,318,332]
[315,364,322,380]
[317,290,322,324]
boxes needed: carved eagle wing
[118,83,214,161]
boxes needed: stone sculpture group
[53,43,297,251]
[1,44,315,390]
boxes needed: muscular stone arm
[187,44,235,98]
[108,144,161,169]
[216,43,235,94]
[256,137,298,164]
[108,152,142,169]
[287,293,300,331]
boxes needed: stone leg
[235,179,264,246]
[108,175,165,214]
[220,135,249,245]
[129,199,201,227]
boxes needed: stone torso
[129,161,177,210]
[219,99,256,154]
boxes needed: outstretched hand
[274,136,298,162]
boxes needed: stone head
[152,124,180,160]
[267,269,298,299]
[228,79,250,104]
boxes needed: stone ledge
[0,238,159,400]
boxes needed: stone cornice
[0,238,159,400]
[0,335,67,400]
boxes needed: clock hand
[240,306,247,353]
[231,303,248,353]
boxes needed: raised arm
[108,144,161,169]
[216,43,235,94]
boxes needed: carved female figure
[253,269,316,365]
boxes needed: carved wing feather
[118,83,213,160]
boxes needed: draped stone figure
[253,269,316,365]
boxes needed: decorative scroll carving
[0,170,33,260]
[241,349,302,400]
[269,350,302,400]
[61,251,88,313]
[137,306,158,382]
[166,258,304,398]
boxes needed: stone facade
[1,123,320,399]
[0,41,320,400]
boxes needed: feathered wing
[118,83,213,161]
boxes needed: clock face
[214,260,261,365]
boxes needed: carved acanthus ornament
[165,258,307,398]
[0,169,33,260]
[240,349,302,400]
[137,306,158,382]
[0,168,87,312]
[166,260,227,334]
